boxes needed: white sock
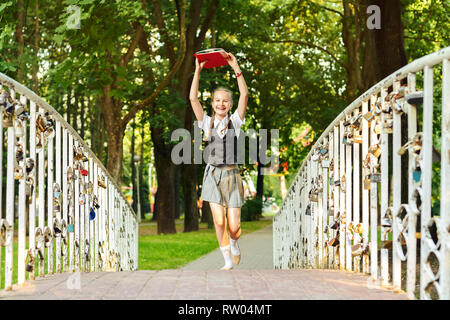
[220,245,233,269]
[230,238,240,256]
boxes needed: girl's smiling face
[212,90,232,119]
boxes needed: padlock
[353,134,363,144]
[382,120,393,134]
[80,169,88,176]
[43,226,53,248]
[0,219,13,247]
[363,111,374,121]
[53,219,62,236]
[328,205,334,216]
[14,167,24,180]
[79,193,85,205]
[364,177,371,190]
[368,145,381,158]
[25,176,34,196]
[305,204,311,216]
[405,91,424,106]
[381,216,392,227]
[310,192,318,202]
[322,159,330,168]
[330,220,339,230]
[351,243,365,257]
[369,173,381,183]
[354,223,363,234]
[26,158,35,174]
[381,240,392,250]
[16,143,24,162]
[93,195,100,209]
[25,248,36,272]
[98,175,107,189]
[2,112,13,127]
[374,123,382,134]
[329,234,340,247]
[15,121,24,138]
[412,170,421,183]
[36,114,46,133]
[343,137,353,145]
[89,207,96,220]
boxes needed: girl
[189,52,249,270]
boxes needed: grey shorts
[201,164,245,208]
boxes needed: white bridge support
[0,72,138,291]
[274,47,450,300]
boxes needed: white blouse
[197,110,245,139]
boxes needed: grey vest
[205,118,238,166]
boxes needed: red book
[194,48,230,69]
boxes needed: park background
[0,0,448,244]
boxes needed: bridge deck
[0,224,407,300]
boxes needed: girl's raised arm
[227,53,248,121]
[189,59,207,122]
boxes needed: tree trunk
[342,0,365,102]
[100,85,125,182]
[130,119,137,213]
[152,125,176,234]
[373,0,407,80]
[139,125,146,220]
[201,200,214,229]
[174,166,181,219]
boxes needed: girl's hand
[195,58,207,73]
[226,52,239,69]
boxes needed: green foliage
[241,196,262,221]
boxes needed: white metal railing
[0,72,138,291]
[273,47,450,300]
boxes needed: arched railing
[0,72,138,291]
[273,47,450,300]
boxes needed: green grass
[138,219,273,270]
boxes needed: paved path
[182,224,274,270]
[0,223,408,300]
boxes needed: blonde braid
[220,111,232,135]
[203,110,216,141]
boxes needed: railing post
[339,120,346,270]
[380,88,389,287]
[369,94,379,282]
[28,100,37,280]
[47,111,54,275]
[333,124,340,269]
[362,100,370,274]
[345,113,353,271]
[5,89,16,290]
[17,95,27,285]
[440,58,450,300]
[353,108,361,273]
[392,80,403,291]
[418,66,434,300]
